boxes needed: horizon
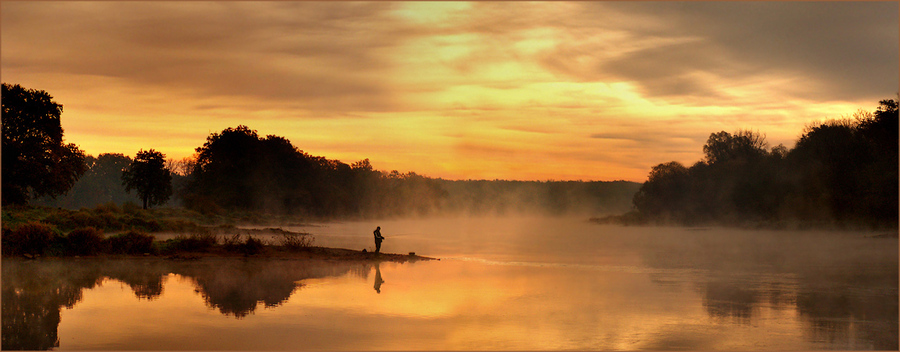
[2,1,897,182]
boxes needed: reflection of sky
[58,261,818,350]
[43,219,896,350]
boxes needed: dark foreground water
[2,217,897,350]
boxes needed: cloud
[540,2,899,103]
[2,2,893,182]
[1,2,410,113]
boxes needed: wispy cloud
[1,1,895,181]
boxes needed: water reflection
[1,258,375,350]
[1,260,104,350]
[2,225,897,350]
[373,262,384,294]
[640,230,899,350]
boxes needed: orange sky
[2,2,897,182]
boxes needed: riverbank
[2,205,437,262]
[11,244,436,263]
[161,246,437,263]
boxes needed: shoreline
[6,245,438,263]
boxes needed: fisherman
[373,226,385,253]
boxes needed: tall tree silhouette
[632,98,898,229]
[1,83,86,205]
[122,149,172,209]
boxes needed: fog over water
[4,216,897,350]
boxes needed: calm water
[2,217,897,350]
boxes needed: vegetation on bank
[0,221,315,259]
[2,82,896,232]
[597,98,899,230]
[1,203,319,258]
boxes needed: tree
[702,130,768,165]
[122,149,172,209]
[632,161,691,221]
[1,83,86,205]
[34,153,141,208]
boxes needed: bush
[104,230,155,255]
[123,201,142,214]
[124,215,161,232]
[161,232,218,254]
[95,202,121,213]
[242,236,265,255]
[223,235,265,256]
[67,227,104,255]
[279,232,314,250]
[2,222,55,256]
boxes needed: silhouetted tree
[33,153,145,209]
[633,161,691,222]
[1,83,86,205]
[703,129,768,165]
[181,126,636,217]
[122,149,172,209]
[184,126,327,213]
[633,98,898,229]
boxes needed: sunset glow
[2,1,896,181]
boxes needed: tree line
[6,82,894,227]
[4,83,638,218]
[173,125,638,217]
[2,83,174,210]
[631,98,898,229]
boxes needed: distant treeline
[8,81,896,228]
[36,125,639,218]
[622,99,898,229]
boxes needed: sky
[2,1,897,182]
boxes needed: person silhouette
[373,226,384,253]
[373,263,384,294]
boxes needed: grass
[279,232,315,250]
[159,232,219,254]
[2,205,322,258]
[1,221,57,256]
[223,235,266,256]
[66,227,104,256]
[2,223,155,256]
[103,230,156,255]
[2,203,315,233]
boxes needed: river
[2,216,897,350]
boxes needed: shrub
[1,225,15,256]
[222,233,242,249]
[95,202,121,213]
[123,201,142,214]
[279,232,314,250]
[104,230,155,255]
[124,216,162,232]
[2,222,55,256]
[242,236,265,255]
[74,210,108,229]
[67,227,104,256]
[161,232,218,254]
[223,235,265,256]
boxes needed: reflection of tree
[1,260,103,350]
[796,268,899,350]
[178,261,301,318]
[104,261,170,300]
[701,280,757,324]
[640,234,898,349]
[2,258,378,349]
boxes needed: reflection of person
[373,226,385,253]
[374,263,384,294]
